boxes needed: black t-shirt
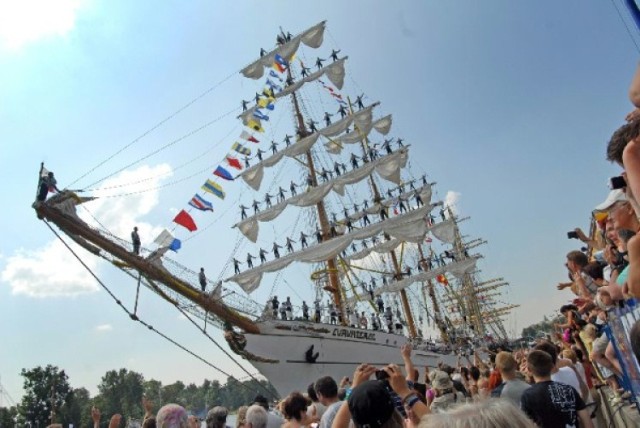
[521,381,586,428]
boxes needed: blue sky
[0,0,637,402]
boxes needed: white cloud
[1,239,99,297]
[1,164,172,298]
[0,0,85,50]
[444,191,461,217]
[95,323,112,332]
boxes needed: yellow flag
[247,119,264,133]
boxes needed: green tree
[17,365,71,427]
[143,379,163,404]
[161,381,185,406]
[61,387,92,427]
[0,406,18,428]
[95,369,144,422]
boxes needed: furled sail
[345,255,481,305]
[236,149,410,242]
[226,204,434,293]
[344,217,453,262]
[240,21,326,80]
[240,103,379,190]
[240,58,348,126]
[324,115,393,155]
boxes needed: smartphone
[610,176,626,190]
[567,231,579,239]
[375,369,390,381]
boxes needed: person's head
[245,405,268,428]
[235,406,249,428]
[559,304,578,316]
[469,366,480,381]
[566,251,588,273]
[431,370,454,393]
[561,349,578,364]
[495,351,518,379]
[134,226,138,231]
[607,120,640,166]
[282,392,308,421]
[307,382,319,402]
[609,201,638,232]
[253,394,269,410]
[582,262,605,285]
[156,404,188,428]
[314,376,338,404]
[534,341,558,365]
[206,406,228,428]
[348,380,401,428]
[201,267,204,272]
[143,417,157,428]
[48,172,54,178]
[527,350,554,379]
[596,289,614,309]
[417,399,537,428]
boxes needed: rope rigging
[66,70,239,189]
[43,219,278,399]
[82,106,240,190]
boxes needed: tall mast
[448,207,484,334]
[417,245,449,343]
[347,98,417,338]
[287,68,346,324]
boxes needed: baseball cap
[594,189,627,211]
[347,380,394,428]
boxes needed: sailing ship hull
[233,320,457,397]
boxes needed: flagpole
[35,162,44,201]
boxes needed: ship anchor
[305,344,319,363]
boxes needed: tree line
[0,365,277,428]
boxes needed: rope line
[66,71,238,189]
[83,107,240,190]
[43,220,274,398]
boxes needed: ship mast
[347,98,417,338]
[287,67,347,324]
[417,245,449,342]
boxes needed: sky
[1,0,638,403]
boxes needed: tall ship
[33,21,516,397]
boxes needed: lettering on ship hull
[332,328,376,341]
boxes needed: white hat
[594,189,627,211]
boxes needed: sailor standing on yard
[271,296,279,318]
[131,227,141,255]
[314,299,322,322]
[199,268,207,292]
[285,297,293,320]
[279,300,287,320]
[302,301,309,320]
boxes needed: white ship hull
[231,320,457,397]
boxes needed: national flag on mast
[231,142,251,155]
[188,194,214,212]
[239,131,259,143]
[436,274,449,286]
[201,179,225,200]
[226,156,242,170]
[173,210,197,232]
[213,165,234,181]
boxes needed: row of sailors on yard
[268,296,411,334]
[232,240,466,275]
[239,136,407,170]
[239,173,429,220]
